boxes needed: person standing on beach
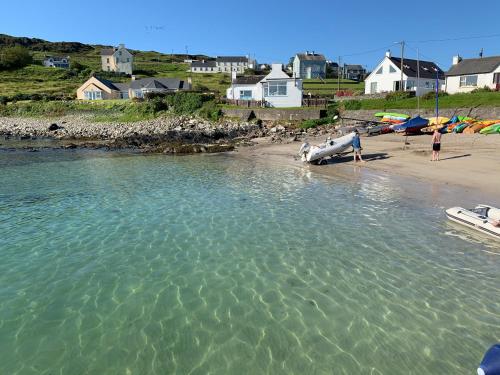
[352,130,364,162]
[431,129,442,161]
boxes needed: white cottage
[445,56,500,94]
[226,64,303,108]
[365,51,445,96]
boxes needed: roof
[233,75,266,85]
[191,60,217,68]
[296,53,326,62]
[344,64,364,70]
[389,57,444,80]
[129,77,185,90]
[216,56,248,63]
[101,48,115,56]
[44,56,69,61]
[92,76,121,91]
[446,56,500,76]
[112,83,130,92]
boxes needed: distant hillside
[0,34,95,54]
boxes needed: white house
[43,56,70,69]
[445,55,500,94]
[226,64,303,108]
[364,51,445,96]
[190,56,256,74]
[293,52,326,79]
[101,44,134,75]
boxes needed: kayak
[464,122,497,134]
[446,123,460,132]
[375,112,410,119]
[421,124,446,133]
[393,116,429,135]
[428,116,450,125]
[457,116,475,123]
[480,124,500,134]
[453,123,470,133]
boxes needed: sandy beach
[236,132,500,202]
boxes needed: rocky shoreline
[0,115,267,153]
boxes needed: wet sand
[235,132,500,204]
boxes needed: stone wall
[221,108,323,121]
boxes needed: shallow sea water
[0,149,499,375]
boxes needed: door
[370,82,378,94]
[494,73,500,90]
[393,81,401,91]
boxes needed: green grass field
[302,78,365,96]
[349,91,500,110]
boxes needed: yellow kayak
[427,117,450,125]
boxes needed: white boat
[446,204,500,239]
[299,132,356,165]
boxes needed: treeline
[0,34,93,53]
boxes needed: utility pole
[337,56,341,92]
[400,41,405,91]
[417,47,420,113]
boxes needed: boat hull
[446,206,500,239]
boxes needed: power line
[407,33,500,44]
[340,44,395,58]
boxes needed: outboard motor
[478,344,500,375]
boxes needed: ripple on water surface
[0,150,499,375]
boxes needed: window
[376,67,383,74]
[389,65,396,73]
[84,91,102,100]
[460,75,478,87]
[406,80,415,90]
[106,58,110,63]
[134,90,143,98]
[265,81,287,96]
[240,90,252,99]
[127,58,130,62]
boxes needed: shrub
[471,86,493,93]
[300,117,335,129]
[0,96,8,105]
[193,83,210,92]
[0,46,33,70]
[165,92,208,114]
[70,61,87,73]
[385,91,414,101]
[326,102,339,118]
[198,101,222,121]
[132,69,157,76]
[421,91,449,100]
[342,100,362,110]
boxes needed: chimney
[119,44,125,49]
[187,77,192,88]
[131,75,136,81]
[271,63,283,72]
[231,71,237,82]
[385,50,391,58]
[452,55,462,65]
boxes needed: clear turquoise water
[1,149,499,375]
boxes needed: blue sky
[2,0,500,71]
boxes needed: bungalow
[77,76,191,100]
[226,63,303,108]
[43,56,70,69]
[364,51,445,96]
[445,55,500,94]
[293,52,326,79]
[190,60,217,73]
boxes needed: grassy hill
[0,34,231,98]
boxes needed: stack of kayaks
[428,116,450,125]
[452,123,471,133]
[463,120,499,134]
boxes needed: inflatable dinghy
[299,132,356,164]
[446,205,500,239]
[478,343,500,375]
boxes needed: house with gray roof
[190,56,256,74]
[445,55,500,94]
[292,52,326,79]
[43,56,70,69]
[342,64,366,81]
[77,76,191,100]
[364,51,445,96]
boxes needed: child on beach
[431,129,442,161]
[353,130,364,162]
